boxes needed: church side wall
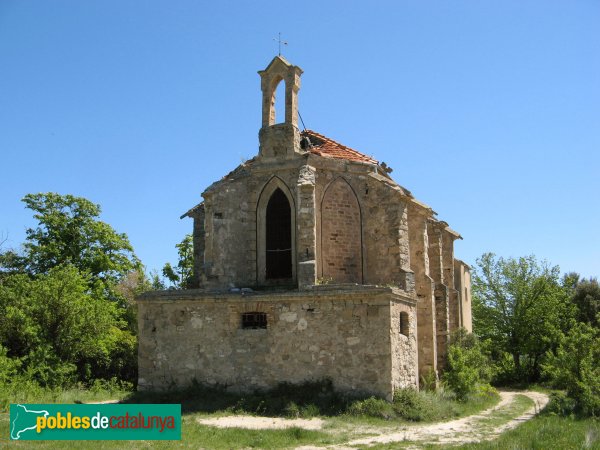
[408,208,437,380]
[360,178,411,288]
[390,301,419,391]
[203,177,255,288]
[321,178,362,283]
[203,167,301,289]
[137,288,416,400]
[312,162,412,289]
[453,260,473,332]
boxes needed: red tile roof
[302,130,378,164]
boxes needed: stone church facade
[137,56,472,400]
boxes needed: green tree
[543,322,600,416]
[1,193,140,286]
[162,234,194,289]
[472,253,571,382]
[571,277,600,328]
[0,265,136,386]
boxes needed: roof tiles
[302,130,378,164]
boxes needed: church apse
[139,55,472,399]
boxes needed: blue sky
[1,1,599,278]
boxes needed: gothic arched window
[266,188,292,279]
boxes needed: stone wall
[138,286,417,400]
[202,162,303,288]
[321,178,362,283]
[390,301,419,391]
[409,207,437,379]
[454,260,473,332]
[200,154,419,292]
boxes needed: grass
[0,379,132,409]
[355,414,600,450]
[474,394,533,429]
[454,414,600,449]
[1,418,339,449]
[2,381,594,449]
[0,380,514,449]
[124,379,350,417]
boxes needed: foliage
[443,328,493,400]
[544,391,578,416]
[0,193,149,390]
[571,276,600,327]
[389,386,499,422]
[392,388,433,421]
[347,397,395,419]
[472,253,572,383]
[0,344,20,384]
[543,322,600,416]
[420,368,438,392]
[162,234,194,289]
[0,265,137,386]
[1,193,140,286]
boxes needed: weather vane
[273,32,288,56]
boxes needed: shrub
[284,401,300,418]
[491,351,517,385]
[0,266,138,388]
[443,328,492,400]
[545,391,578,417]
[474,383,499,400]
[0,344,20,383]
[543,322,600,416]
[347,397,395,419]
[392,388,432,421]
[420,368,438,392]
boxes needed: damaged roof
[301,130,378,165]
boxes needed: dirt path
[197,416,324,430]
[339,390,549,448]
[195,390,548,449]
[296,390,549,449]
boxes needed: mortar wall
[138,288,417,400]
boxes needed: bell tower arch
[258,56,304,158]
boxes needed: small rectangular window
[400,312,409,337]
[242,312,267,329]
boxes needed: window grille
[242,312,267,329]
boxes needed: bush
[543,322,600,416]
[420,368,438,392]
[0,344,20,383]
[474,383,499,400]
[392,388,432,421]
[0,266,138,388]
[21,345,77,388]
[490,351,517,385]
[443,329,493,400]
[545,391,578,417]
[347,397,395,419]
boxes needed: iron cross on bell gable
[273,32,288,56]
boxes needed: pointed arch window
[266,188,292,279]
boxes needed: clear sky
[1,1,599,278]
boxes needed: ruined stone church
[137,56,472,400]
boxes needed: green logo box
[10,403,181,440]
